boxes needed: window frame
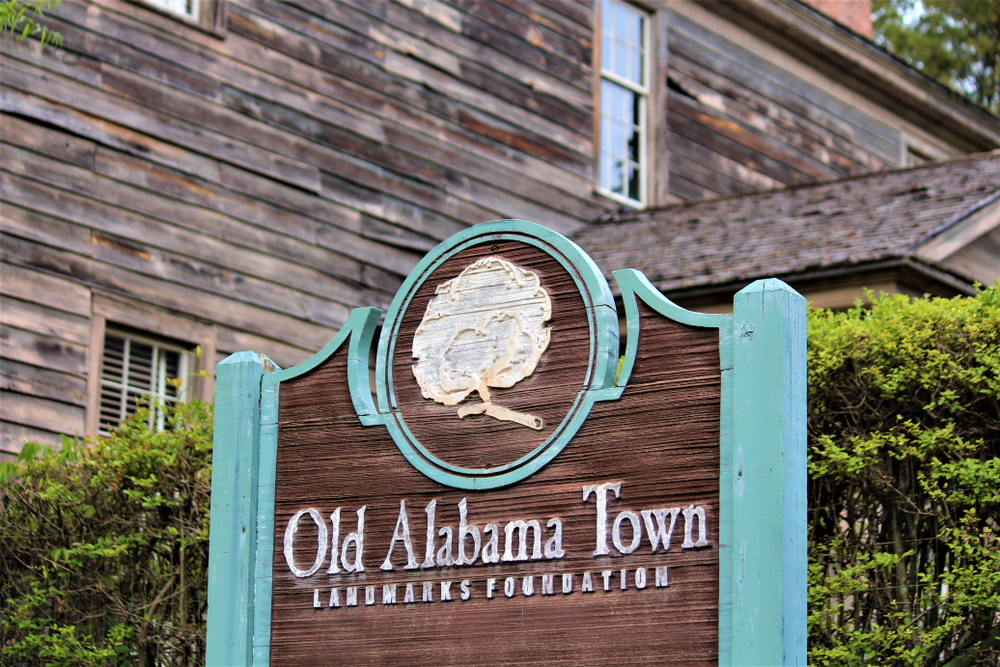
[128,0,228,37]
[595,0,653,209]
[98,328,193,434]
[85,294,216,436]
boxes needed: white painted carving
[284,508,328,578]
[412,257,552,430]
[682,504,710,548]
[612,511,641,554]
[583,481,622,556]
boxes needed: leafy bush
[0,401,213,667]
[0,0,62,47]
[3,289,997,666]
[807,287,1000,666]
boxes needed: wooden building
[2,0,998,459]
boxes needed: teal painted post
[253,356,280,666]
[731,280,807,666]
[206,352,266,667]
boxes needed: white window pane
[626,86,637,124]
[611,158,626,195]
[627,161,640,201]
[163,349,181,400]
[604,80,619,119]
[613,39,629,81]
[603,1,644,86]
[629,9,643,47]
[627,123,641,163]
[99,330,192,433]
[610,120,625,160]
[147,0,199,19]
[614,3,630,42]
[599,1,647,205]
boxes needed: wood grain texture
[0,325,88,376]
[206,352,266,667]
[271,259,721,664]
[0,358,88,406]
[2,0,975,473]
[662,9,903,202]
[731,280,807,665]
[391,241,591,469]
[0,389,85,435]
[0,421,64,459]
[0,295,90,346]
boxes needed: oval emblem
[374,221,619,489]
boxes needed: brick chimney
[801,0,873,38]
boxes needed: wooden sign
[206,221,807,666]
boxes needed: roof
[703,0,1000,152]
[573,151,1000,296]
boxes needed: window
[129,0,227,36]
[598,0,649,207]
[85,295,216,437]
[905,145,930,166]
[98,329,193,434]
[146,0,200,21]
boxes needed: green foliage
[0,401,214,667]
[807,287,1000,666]
[0,0,62,47]
[3,291,997,665]
[873,0,1000,113]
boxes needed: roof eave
[644,256,980,304]
[699,0,1000,152]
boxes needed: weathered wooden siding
[1,0,609,458]
[1,263,90,453]
[663,11,903,201]
[0,0,984,457]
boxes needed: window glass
[599,0,647,206]
[146,0,200,20]
[99,331,191,434]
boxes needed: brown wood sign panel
[206,220,808,666]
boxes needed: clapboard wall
[663,10,900,201]
[0,0,611,458]
[1,0,992,458]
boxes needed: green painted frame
[363,219,620,489]
[205,224,807,666]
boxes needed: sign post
[207,220,806,666]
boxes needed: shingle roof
[573,151,1000,294]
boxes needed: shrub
[3,289,997,666]
[0,401,213,667]
[807,287,1000,666]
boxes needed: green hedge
[808,287,1000,666]
[0,402,213,666]
[2,288,998,666]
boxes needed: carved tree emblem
[412,257,552,430]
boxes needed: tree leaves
[873,0,1000,113]
[0,401,213,666]
[0,0,63,47]
[808,286,1000,666]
